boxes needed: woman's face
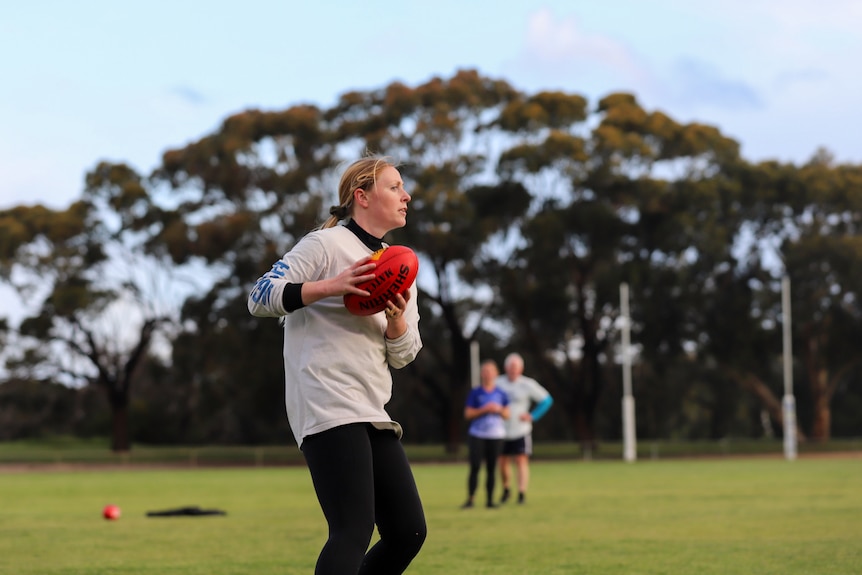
[362,166,411,234]
[481,363,499,385]
[505,358,523,381]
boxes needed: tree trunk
[445,399,463,454]
[809,368,831,441]
[570,366,598,451]
[573,278,602,452]
[571,404,595,451]
[803,330,836,442]
[732,370,806,441]
[111,401,130,453]
[434,296,472,453]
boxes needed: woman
[462,359,510,509]
[496,352,553,505]
[248,155,426,574]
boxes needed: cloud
[507,6,777,116]
[524,9,632,70]
[507,8,656,97]
[773,68,830,92]
[740,0,862,32]
[669,58,763,111]
[170,85,207,106]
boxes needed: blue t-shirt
[465,386,509,439]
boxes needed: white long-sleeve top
[495,375,551,440]
[248,224,422,447]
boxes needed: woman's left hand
[384,291,410,338]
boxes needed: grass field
[2,437,861,466]
[1,457,860,574]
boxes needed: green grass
[1,458,861,574]
[2,437,861,466]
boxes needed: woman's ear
[354,187,369,208]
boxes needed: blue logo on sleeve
[250,261,289,304]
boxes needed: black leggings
[467,435,503,503]
[301,423,427,575]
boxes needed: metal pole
[470,340,480,388]
[620,283,636,462]
[781,276,797,460]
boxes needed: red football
[344,246,419,316]
[103,504,121,520]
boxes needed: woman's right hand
[332,257,378,297]
[300,256,377,305]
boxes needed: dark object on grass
[146,506,226,517]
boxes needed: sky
[1,0,861,212]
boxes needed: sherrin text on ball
[343,246,418,316]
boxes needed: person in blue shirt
[462,359,510,509]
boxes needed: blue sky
[2,0,861,210]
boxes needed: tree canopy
[2,69,860,451]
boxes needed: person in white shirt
[496,353,554,505]
[248,155,425,574]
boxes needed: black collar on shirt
[346,219,385,251]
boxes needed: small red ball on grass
[344,246,419,316]
[103,504,121,520]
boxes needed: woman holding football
[248,154,425,574]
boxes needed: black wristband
[282,283,305,312]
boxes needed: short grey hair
[504,353,524,370]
